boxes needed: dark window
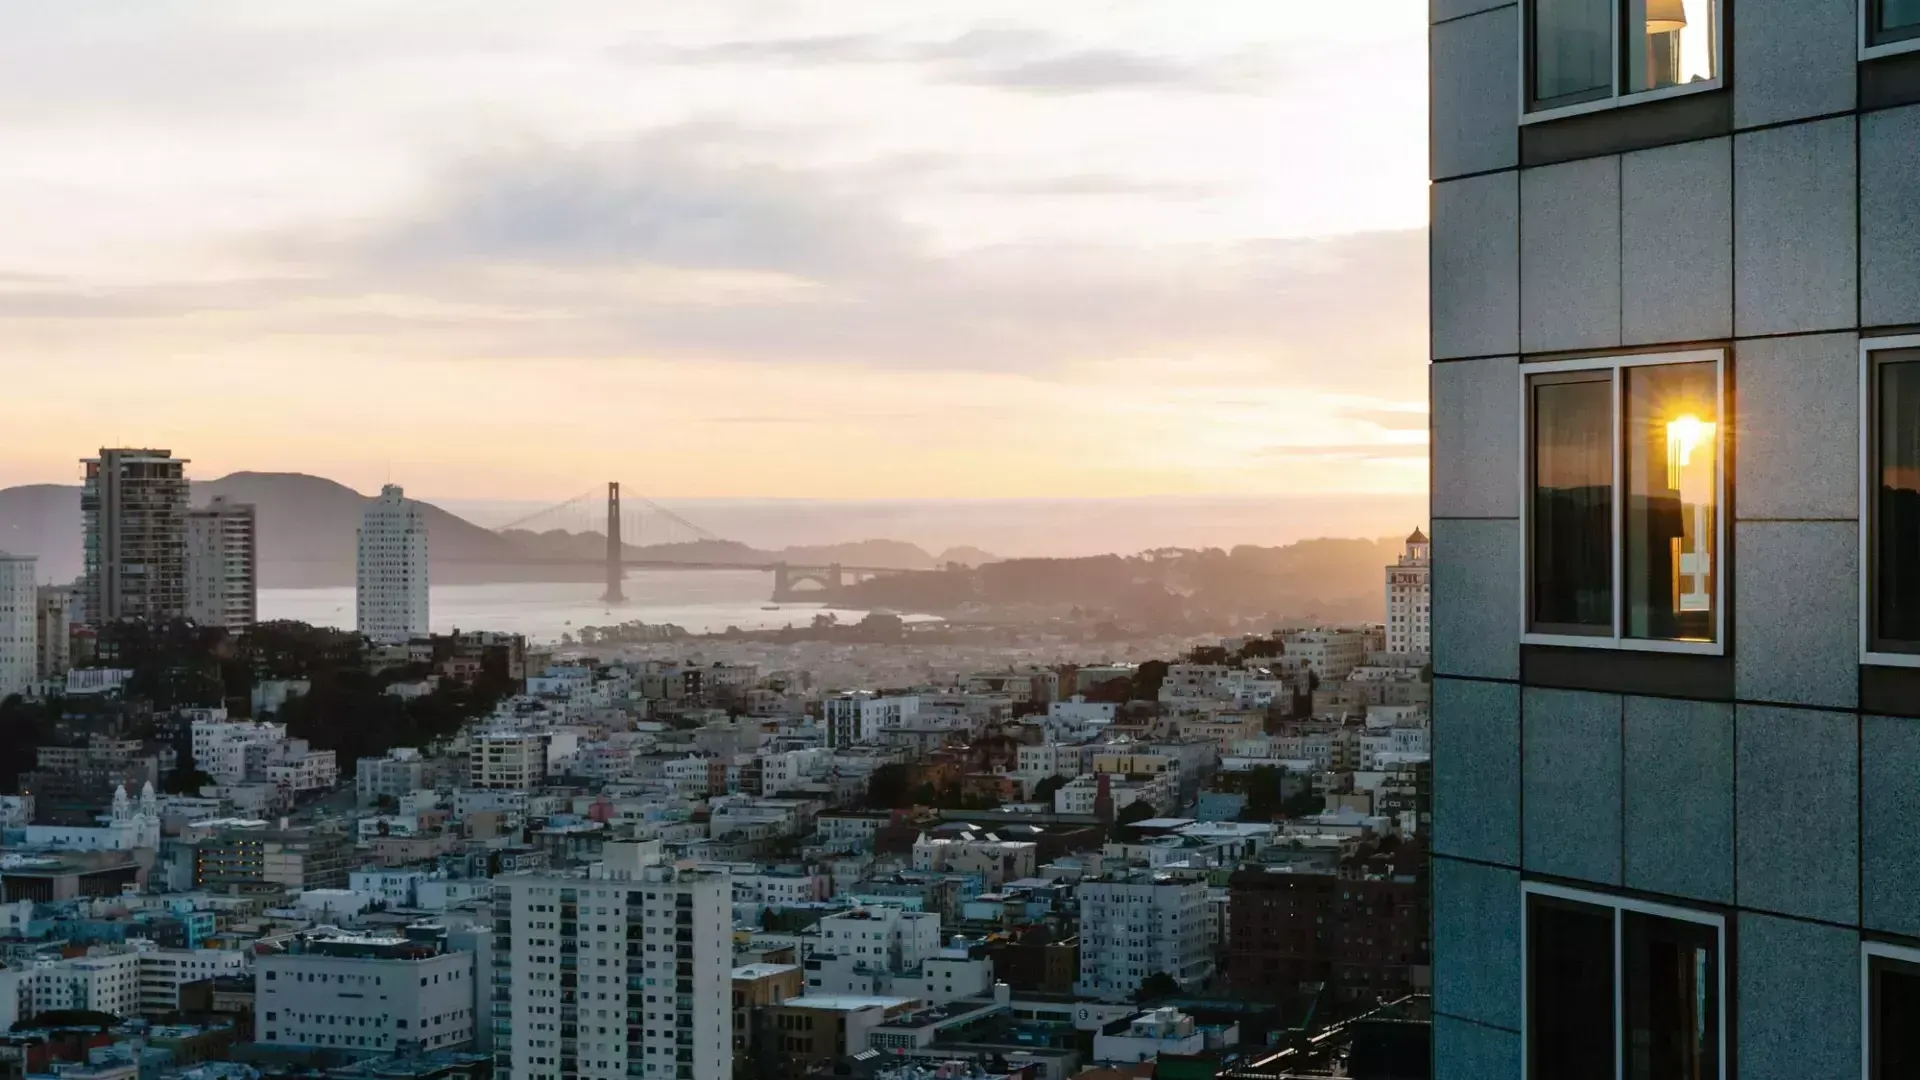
[1528,895,1613,1080]
[1531,371,1614,634]
[1871,349,1920,655]
[1528,0,1721,113]
[1869,951,1920,1079]
[1871,0,1920,46]
[1526,890,1722,1080]
[1532,0,1612,108]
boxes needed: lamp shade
[1646,0,1688,32]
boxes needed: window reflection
[1877,0,1920,41]
[1627,0,1717,93]
[1625,362,1717,642]
[1533,0,1612,106]
[1531,372,1613,634]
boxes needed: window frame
[1861,0,1920,60]
[1519,348,1729,655]
[1520,0,1726,124]
[1521,881,1728,1080]
[1863,940,1920,1079]
[1859,335,1920,667]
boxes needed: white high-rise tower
[491,842,733,1080]
[356,484,428,643]
[186,496,258,633]
[1384,528,1430,658]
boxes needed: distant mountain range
[0,472,999,588]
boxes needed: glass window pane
[1532,373,1614,634]
[1528,896,1614,1080]
[1533,0,1613,107]
[1624,362,1718,642]
[1871,955,1920,1080]
[1876,0,1920,42]
[1875,355,1920,652]
[1621,912,1718,1080]
[1626,0,1717,94]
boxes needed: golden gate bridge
[486,483,907,605]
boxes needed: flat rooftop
[733,963,801,980]
[784,994,916,1012]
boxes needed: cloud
[1258,441,1428,461]
[663,33,893,65]
[953,49,1221,94]
[1342,407,1429,432]
[982,174,1211,198]
[356,127,917,277]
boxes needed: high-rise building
[185,495,257,634]
[0,552,36,700]
[35,584,71,682]
[1383,528,1430,657]
[1430,4,1920,1075]
[81,448,190,625]
[356,483,428,643]
[1074,869,1213,1002]
[490,841,732,1080]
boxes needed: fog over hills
[0,472,1003,588]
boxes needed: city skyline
[0,2,1430,509]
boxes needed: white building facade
[491,842,733,1080]
[185,496,258,634]
[0,552,35,700]
[356,484,429,644]
[1075,872,1214,1002]
[823,694,919,747]
[1383,528,1430,657]
[256,931,476,1056]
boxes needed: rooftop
[783,994,918,1012]
[733,963,801,980]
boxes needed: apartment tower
[0,552,36,700]
[186,495,258,634]
[81,448,190,624]
[1431,1,1920,1076]
[490,842,732,1080]
[356,483,429,644]
[1384,527,1431,656]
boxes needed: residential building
[1075,871,1212,1002]
[1278,630,1367,682]
[191,718,285,784]
[1383,529,1430,657]
[1426,1,1920,1075]
[137,947,247,1013]
[470,732,547,790]
[0,551,34,700]
[489,841,732,1080]
[759,995,919,1069]
[35,584,72,681]
[194,827,354,890]
[256,926,475,1057]
[358,748,430,806]
[1091,1007,1239,1065]
[824,694,919,747]
[1227,840,1427,1006]
[81,448,191,625]
[732,963,803,1059]
[184,496,258,633]
[356,484,429,644]
[23,947,142,1018]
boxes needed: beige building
[185,496,258,634]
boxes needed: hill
[0,472,995,588]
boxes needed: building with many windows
[256,926,476,1057]
[823,694,919,747]
[185,496,257,634]
[1431,1,1920,1075]
[1073,870,1212,1002]
[470,732,547,790]
[357,484,429,645]
[1383,529,1430,657]
[81,448,191,625]
[0,551,35,700]
[489,840,732,1080]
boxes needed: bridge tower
[602,482,626,604]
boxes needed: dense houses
[0,527,1431,1080]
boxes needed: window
[1526,0,1721,118]
[1524,884,1724,1080]
[1524,350,1725,651]
[1864,338,1920,665]
[1866,942,1920,1079]
[1865,0,1920,55]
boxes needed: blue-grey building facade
[1430,0,1920,1076]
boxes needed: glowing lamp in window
[1665,413,1716,614]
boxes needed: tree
[1236,765,1287,822]
[1082,677,1132,705]
[1134,972,1181,1003]
[163,768,213,795]
[1185,645,1229,666]
[865,764,913,809]
[374,793,400,813]
[1129,660,1169,702]
[1116,800,1157,826]
[1031,774,1070,806]
[1282,789,1325,818]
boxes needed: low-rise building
[255,925,476,1057]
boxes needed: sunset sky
[0,1,1430,502]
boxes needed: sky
[0,1,1431,504]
